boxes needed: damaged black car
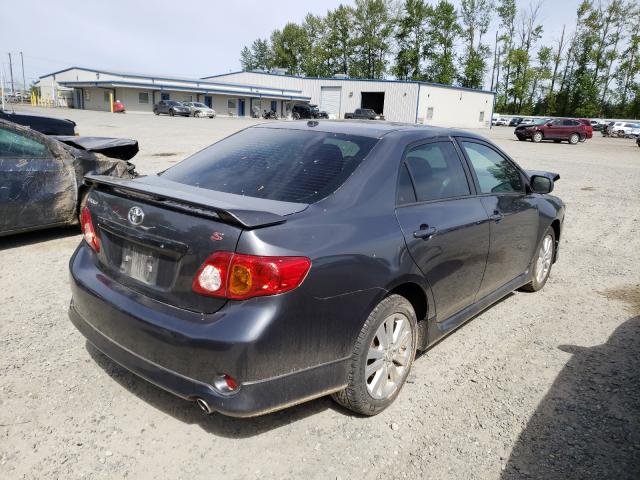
[0,119,137,236]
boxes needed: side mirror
[530,175,553,194]
[546,122,553,127]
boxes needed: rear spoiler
[84,174,306,229]
[526,170,560,182]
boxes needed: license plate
[120,246,159,285]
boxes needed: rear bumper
[68,245,349,417]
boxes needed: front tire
[332,294,417,416]
[169,109,175,116]
[569,133,579,144]
[532,132,543,143]
[520,227,556,292]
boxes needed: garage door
[320,86,342,119]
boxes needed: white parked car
[182,102,216,118]
[612,122,640,137]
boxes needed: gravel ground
[1,107,639,479]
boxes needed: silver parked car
[182,102,216,118]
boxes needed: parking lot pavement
[1,107,639,479]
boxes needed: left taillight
[192,252,311,300]
[81,206,100,252]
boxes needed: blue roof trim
[57,80,312,100]
[202,70,496,95]
[40,66,304,94]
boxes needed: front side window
[461,141,523,194]
[403,142,470,202]
[162,128,378,203]
[0,127,49,158]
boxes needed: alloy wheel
[365,313,413,400]
[535,234,554,284]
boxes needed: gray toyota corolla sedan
[69,120,565,417]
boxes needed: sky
[0,0,583,91]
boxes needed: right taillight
[81,206,100,252]
[192,251,311,300]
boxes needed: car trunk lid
[84,174,308,313]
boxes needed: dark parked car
[0,119,136,236]
[153,100,190,117]
[509,117,524,126]
[291,104,328,120]
[345,108,384,120]
[69,121,564,417]
[515,118,590,144]
[0,109,77,135]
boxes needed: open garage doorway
[361,92,385,115]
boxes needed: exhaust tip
[195,398,213,415]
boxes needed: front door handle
[489,211,504,222]
[413,224,437,240]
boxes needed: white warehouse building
[37,67,495,128]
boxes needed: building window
[228,99,237,109]
[479,111,485,122]
[161,93,170,101]
[426,107,434,120]
[184,95,193,102]
[104,91,111,103]
[139,92,149,104]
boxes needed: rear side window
[0,127,48,158]
[396,163,416,205]
[403,142,470,202]
[461,142,523,194]
[162,128,378,203]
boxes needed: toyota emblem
[128,206,145,225]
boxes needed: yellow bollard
[110,92,114,113]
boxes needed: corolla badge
[128,206,145,225]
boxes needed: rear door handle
[413,224,437,239]
[489,211,504,222]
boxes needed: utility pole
[1,68,5,110]
[20,51,26,102]
[8,52,15,95]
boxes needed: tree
[251,38,272,71]
[300,14,330,77]
[458,0,493,89]
[392,0,429,80]
[496,0,517,110]
[351,0,394,78]
[545,24,567,114]
[423,0,461,84]
[240,46,255,71]
[270,23,308,75]
[325,5,355,75]
[614,3,640,115]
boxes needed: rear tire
[569,133,579,144]
[332,294,417,416]
[520,227,556,292]
[153,109,159,115]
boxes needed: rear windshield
[162,127,378,203]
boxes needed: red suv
[515,118,591,144]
